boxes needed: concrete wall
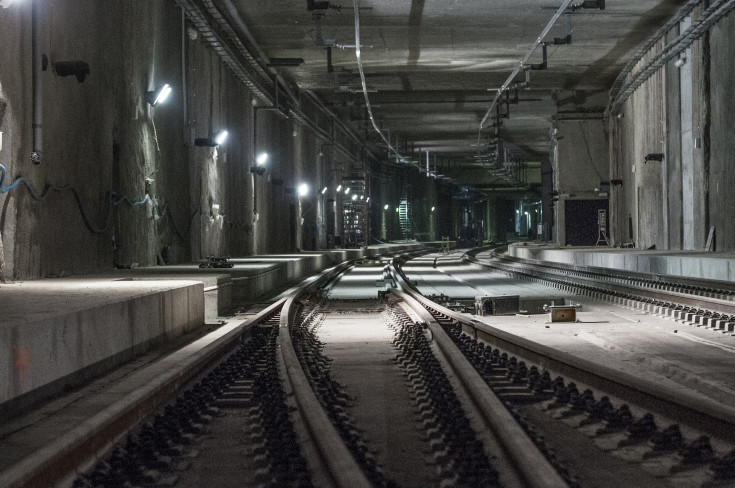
[0,0,379,280]
[613,9,735,251]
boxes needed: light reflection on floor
[326,264,389,300]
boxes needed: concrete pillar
[553,114,609,247]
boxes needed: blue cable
[0,164,26,193]
[1,163,200,239]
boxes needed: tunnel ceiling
[227,0,686,189]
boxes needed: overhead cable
[352,1,406,163]
[477,0,575,149]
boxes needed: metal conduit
[204,0,300,109]
[608,0,735,115]
[476,0,575,149]
[352,1,406,163]
[175,0,370,164]
[175,0,272,105]
[606,0,700,112]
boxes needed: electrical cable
[352,1,406,163]
[1,163,199,239]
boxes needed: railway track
[468,248,735,334]
[61,258,565,488]
[391,250,735,487]
[9,250,735,487]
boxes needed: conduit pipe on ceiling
[31,0,42,164]
[176,0,371,164]
[476,0,575,149]
[606,0,700,113]
[217,0,300,107]
[608,0,735,115]
[175,0,272,104]
[352,0,407,164]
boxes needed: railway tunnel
[2,1,735,486]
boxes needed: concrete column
[553,115,609,247]
[665,29,683,250]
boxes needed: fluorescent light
[214,130,229,145]
[321,186,328,194]
[256,152,269,166]
[194,131,228,147]
[366,197,370,203]
[298,183,309,197]
[345,187,350,194]
[351,194,358,201]
[336,185,342,192]
[146,84,172,106]
[384,204,389,210]
[431,206,435,212]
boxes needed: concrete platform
[0,277,204,417]
[507,244,735,283]
[0,243,422,418]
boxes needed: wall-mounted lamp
[298,183,309,197]
[146,84,172,106]
[431,206,435,212]
[366,197,370,203]
[256,152,269,166]
[336,185,343,192]
[344,187,350,194]
[644,153,664,163]
[321,187,328,194]
[195,130,229,147]
[351,194,358,201]
[384,204,389,210]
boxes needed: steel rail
[471,251,735,319]
[390,266,569,488]
[391,253,735,444]
[276,261,373,488]
[0,298,287,488]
